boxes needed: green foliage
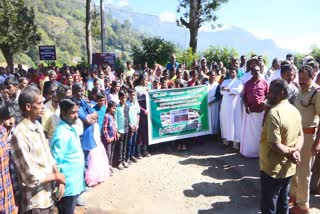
[0,0,41,67]
[203,46,239,68]
[294,53,304,69]
[131,37,176,67]
[176,48,199,69]
[310,45,320,64]
[177,0,228,29]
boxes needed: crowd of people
[0,52,319,214]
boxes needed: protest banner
[147,85,211,144]
[39,45,56,60]
[92,52,116,66]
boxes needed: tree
[176,47,199,69]
[0,0,41,70]
[177,0,228,53]
[203,46,238,68]
[131,37,176,67]
[86,0,93,64]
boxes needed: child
[102,101,118,170]
[115,91,129,169]
[126,89,140,164]
[93,92,107,132]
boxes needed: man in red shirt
[240,65,269,158]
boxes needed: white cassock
[220,78,244,143]
[207,82,221,135]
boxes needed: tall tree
[0,0,41,70]
[177,0,228,53]
[86,0,93,64]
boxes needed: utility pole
[100,0,106,52]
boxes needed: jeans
[56,195,79,214]
[127,131,137,161]
[106,141,116,167]
[260,171,292,214]
[117,133,128,164]
[83,150,90,170]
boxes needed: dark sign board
[92,52,116,66]
[39,45,56,60]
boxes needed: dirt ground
[78,136,320,214]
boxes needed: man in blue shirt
[166,54,180,72]
[51,98,85,214]
[72,83,97,168]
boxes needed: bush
[203,46,239,68]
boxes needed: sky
[104,0,320,53]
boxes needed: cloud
[117,0,129,7]
[105,0,128,7]
[249,29,320,53]
[159,11,176,23]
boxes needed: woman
[134,74,151,157]
[107,80,121,105]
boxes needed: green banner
[147,85,211,144]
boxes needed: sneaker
[137,154,143,159]
[76,195,87,207]
[117,164,124,170]
[142,151,151,157]
[122,161,129,168]
[289,205,310,214]
[131,157,138,163]
[127,160,133,165]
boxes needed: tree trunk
[188,0,199,53]
[1,47,14,72]
[189,27,199,54]
[86,0,93,64]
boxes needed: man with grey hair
[10,85,66,213]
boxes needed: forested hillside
[0,0,144,66]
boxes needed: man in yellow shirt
[260,79,303,214]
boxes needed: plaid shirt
[11,119,55,212]
[0,128,17,214]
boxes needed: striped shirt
[11,119,55,212]
[0,128,17,214]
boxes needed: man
[286,53,295,64]
[10,85,65,213]
[50,98,85,214]
[72,83,97,168]
[43,70,60,102]
[220,67,243,150]
[125,61,135,79]
[42,85,71,140]
[280,63,299,105]
[240,55,247,72]
[0,97,18,214]
[166,54,179,73]
[4,76,23,124]
[265,58,281,82]
[260,79,303,214]
[17,64,27,78]
[241,65,268,158]
[290,65,320,214]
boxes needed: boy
[126,89,140,163]
[93,92,107,132]
[115,91,129,169]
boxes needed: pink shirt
[243,78,269,112]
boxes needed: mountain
[107,7,292,62]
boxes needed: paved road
[81,137,320,214]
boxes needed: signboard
[92,52,116,66]
[39,45,56,60]
[147,85,211,144]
